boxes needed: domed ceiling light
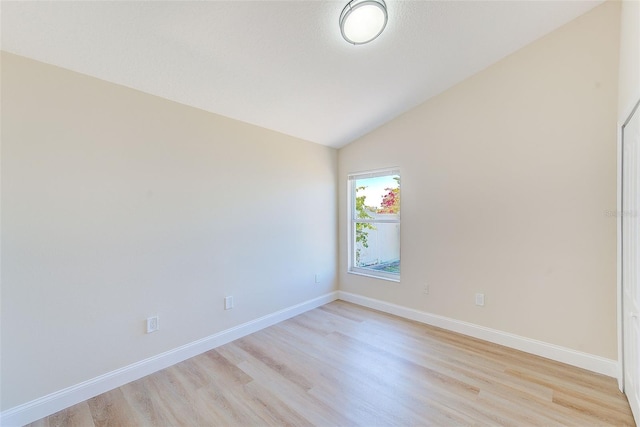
[339,0,388,45]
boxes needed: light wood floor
[29,301,634,426]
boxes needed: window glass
[349,170,400,281]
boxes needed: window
[348,168,400,281]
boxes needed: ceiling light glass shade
[339,0,388,45]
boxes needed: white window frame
[348,168,400,282]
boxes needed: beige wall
[0,52,337,410]
[339,2,621,359]
[618,0,640,118]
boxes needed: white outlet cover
[475,293,485,306]
[146,316,159,333]
[224,296,234,310]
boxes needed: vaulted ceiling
[1,1,603,148]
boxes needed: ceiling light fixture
[339,0,388,45]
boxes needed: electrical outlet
[423,285,429,295]
[224,296,234,310]
[146,316,159,333]
[475,293,485,306]
[315,273,320,284]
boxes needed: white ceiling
[1,0,602,148]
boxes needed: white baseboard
[338,291,619,378]
[1,291,339,427]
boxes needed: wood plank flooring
[28,301,635,426]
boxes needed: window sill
[348,270,400,283]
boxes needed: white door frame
[618,108,627,391]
